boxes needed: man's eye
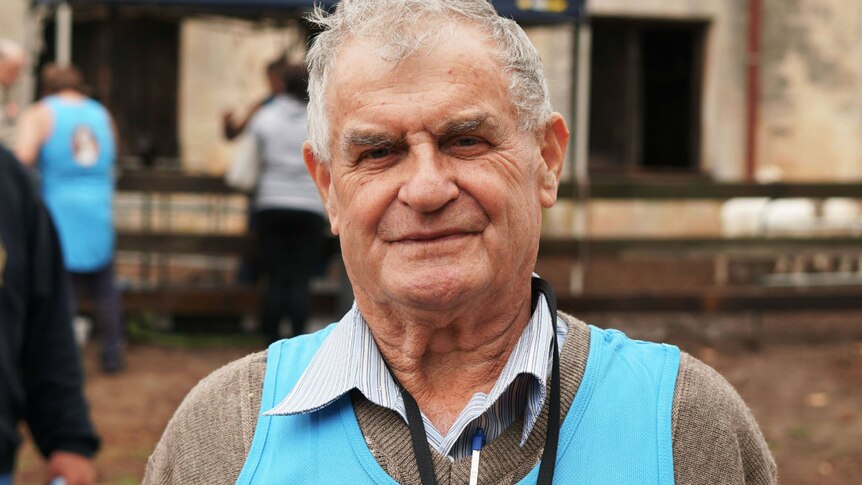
[445,137,488,156]
[367,147,390,159]
[453,137,480,147]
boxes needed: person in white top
[248,63,327,342]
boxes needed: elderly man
[0,39,26,147]
[145,1,777,484]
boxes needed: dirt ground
[13,322,862,485]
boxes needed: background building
[2,0,859,180]
[0,0,34,113]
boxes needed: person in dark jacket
[0,145,99,484]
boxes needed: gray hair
[0,38,25,62]
[305,0,553,162]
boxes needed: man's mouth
[392,229,477,244]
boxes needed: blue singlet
[236,323,680,484]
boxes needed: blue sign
[495,0,585,20]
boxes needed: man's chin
[386,269,485,312]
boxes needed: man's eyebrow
[434,113,500,137]
[341,130,402,150]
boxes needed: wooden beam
[116,170,862,199]
[557,180,862,199]
[121,287,260,314]
[557,287,862,313]
[117,171,236,194]
[90,285,862,316]
[538,236,862,257]
[82,287,337,316]
[117,232,251,255]
[115,232,862,258]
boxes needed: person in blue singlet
[15,63,124,373]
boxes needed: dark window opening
[588,19,705,174]
[41,13,180,164]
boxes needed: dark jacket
[0,146,100,474]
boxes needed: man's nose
[397,145,459,213]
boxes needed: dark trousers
[69,262,124,365]
[257,209,327,343]
[236,200,260,285]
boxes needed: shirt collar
[265,293,565,457]
[265,303,400,417]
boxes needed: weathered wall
[589,0,749,181]
[178,18,305,173]
[544,0,747,238]
[0,0,27,47]
[582,0,862,183]
[544,0,862,238]
[526,24,575,178]
[0,0,36,108]
[759,0,862,181]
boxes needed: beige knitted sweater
[143,314,777,484]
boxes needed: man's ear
[303,141,340,234]
[537,113,570,208]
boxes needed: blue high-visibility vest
[237,323,680,484]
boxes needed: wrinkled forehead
[325,23,503,106]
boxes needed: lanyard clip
[471,427,486,451]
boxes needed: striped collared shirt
[266,294,567,459]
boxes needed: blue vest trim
[236,324,338,484]
[657,342,681,484]
[517,324,605,483]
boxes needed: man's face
[306,27,567,314]
[0,57,23,88]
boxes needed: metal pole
[745,0,762,181]
[570,15,592,295]
[24,6,50,104]
[574,19,591,187]
[55,1,72,66]
[568,21,580,185]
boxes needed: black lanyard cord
[401,384,440,485]
[534,276,560,485]
[399,277,560,485]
